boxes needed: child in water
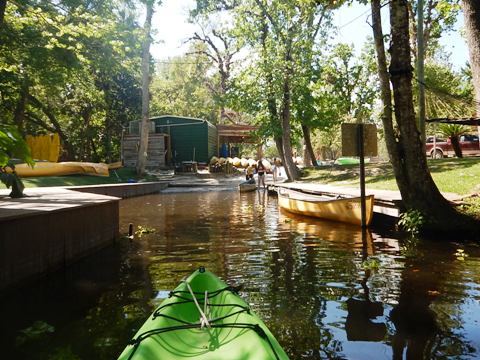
[257,160,266,189]
[246,164,254,182]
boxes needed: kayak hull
[118,268,289,360]
[239,182,256,192]
[11,162,109,177]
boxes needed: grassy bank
[301,157,480,195]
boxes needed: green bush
[0,125,33,198]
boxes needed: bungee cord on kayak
[121,268,286,360]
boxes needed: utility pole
[417,0,426,149]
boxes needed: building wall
[153,116,211,164]
[127,116,218,165]
[207,122,218,160]
[122,133,166,168]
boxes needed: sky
[150,0,469,71]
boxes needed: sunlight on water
[1,190,479,360]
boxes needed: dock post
[357,124,367,228]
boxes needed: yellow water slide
[26,134,60,162]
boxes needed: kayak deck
[118,268,289,360]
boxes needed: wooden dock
[0,187,119,292]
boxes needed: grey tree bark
[462,0,480,116]
[280,43,300,181]
[370,0,478,236]
[301,124,316,167]
[136,1,154,175]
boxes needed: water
[1,190,480,359]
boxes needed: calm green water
[1,190,480,359]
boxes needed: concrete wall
[0,200,119,292]
[68,182,168,199]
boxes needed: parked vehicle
[425,134,480,158]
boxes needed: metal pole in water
[357,124,367,228]
[128,223,134,240]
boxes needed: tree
[0,125,33,198]
[1,1,143,162]
[408,0,461,59]
[151,50,217,122]
[0,0,6,28]
[136,0,157,175]
[370,0,478,235]
[462,0,480,117]
[193,0,345,180]
[188,25,241,124]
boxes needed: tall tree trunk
[0,0,7,28]
[14,78,29,137]
[136,1,154,175]
[302,124,316,167]
[462,0,480,143]
[260,18,286,169]
[371,0,405,190]
[274,136,285,167]
[281,45,299,181]
[462,0,480,116]
[370,0,478,235]
[450,136,463,158]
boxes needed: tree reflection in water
[2,191,479,359]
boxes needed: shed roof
[426,117,480,126]
[217,124,258,143]
[150,115,206,123]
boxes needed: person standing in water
[272,158,279,182]
[246,163,255,182]
[257,159,266,189]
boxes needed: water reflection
[1,191,479,359]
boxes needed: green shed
[143,115,217,165]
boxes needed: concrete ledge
[0,188,119,292]
[66,181,169,198]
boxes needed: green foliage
[16,320,55,346]
[1,1,143,162]
[135,225,156,238]
[423,61,475,120]
[438,124,468,138]
[311,42,378,126]
[454,248,469,261]
[361,257,380,270]
[398,209,426,236]
[150,49,218,123]
[0,125,33,197]
[413,0,461,57]
[457,196,480,219]
[437,123,468,157]
[400,237,420,258]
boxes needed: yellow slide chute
[26,134,60,162]
[12,133,123,177]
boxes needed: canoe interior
[278,188,374,226]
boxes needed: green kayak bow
[118,267,289,360]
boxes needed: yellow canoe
[11,162,110,177]
[278,188,374,226]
